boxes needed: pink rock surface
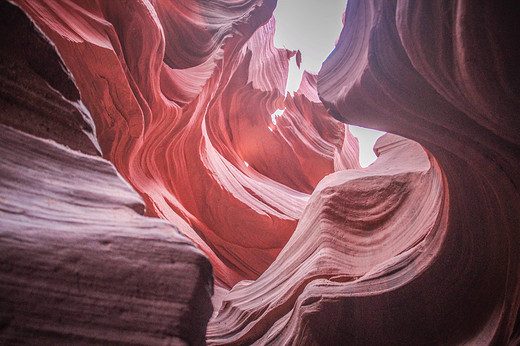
[3,0,519,344]
[0,2,212,344]
[11,0,359,287]
[208,133,446,344]
[315,0,520,344]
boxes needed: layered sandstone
[0,2,212,344]
[315,0,520,344]
[10,0,359,288]
[211,0,519,344]
[1,0,519,344]
[208,133,446,344]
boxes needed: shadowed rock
[2,0,519,344]
[1,2,213,344]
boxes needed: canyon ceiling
[0,0,519,345]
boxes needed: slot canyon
[1,0,519,344]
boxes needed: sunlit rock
[10,0,359,287]
[2,0,519,344]
[0,2,212,344]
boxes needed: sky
[272,0,385,167]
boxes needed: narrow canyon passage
[1,0,519,345]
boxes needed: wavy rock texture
[4,0,519,344]
[208,133,446,344]
[0,2,212,344]
[314,0,520,344]
[211,0,519,344]
[11,0,359,288]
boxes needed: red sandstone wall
[10,0,359,287]
[1,0,519,344]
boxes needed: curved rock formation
[211,0,519,344]
[0,2,213,344]
[10,0,359,288]
[317,0,520,344]
[2,0,519,344]
[208,133,446,344]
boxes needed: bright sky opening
[273,0,384,167]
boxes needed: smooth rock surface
[208,133,446,344]
[12,0,360,287]
[1,2,213,343]
[0,124,213,345]
[3,0,519,344]
[316,0,520,344]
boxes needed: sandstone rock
[4,0,519,344]
[12,0,359,286]
[316,0,520,343]
[207,133,446,344]
[0,1,98,155]
[0,2,213,344]
[0,124,213,345]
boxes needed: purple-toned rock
[0,3,213,344]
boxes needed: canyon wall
[211,1,520,344]
[316,1,520,344]
[0,2,212,344]
[9,0,359,289]
[1,0,519,344]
